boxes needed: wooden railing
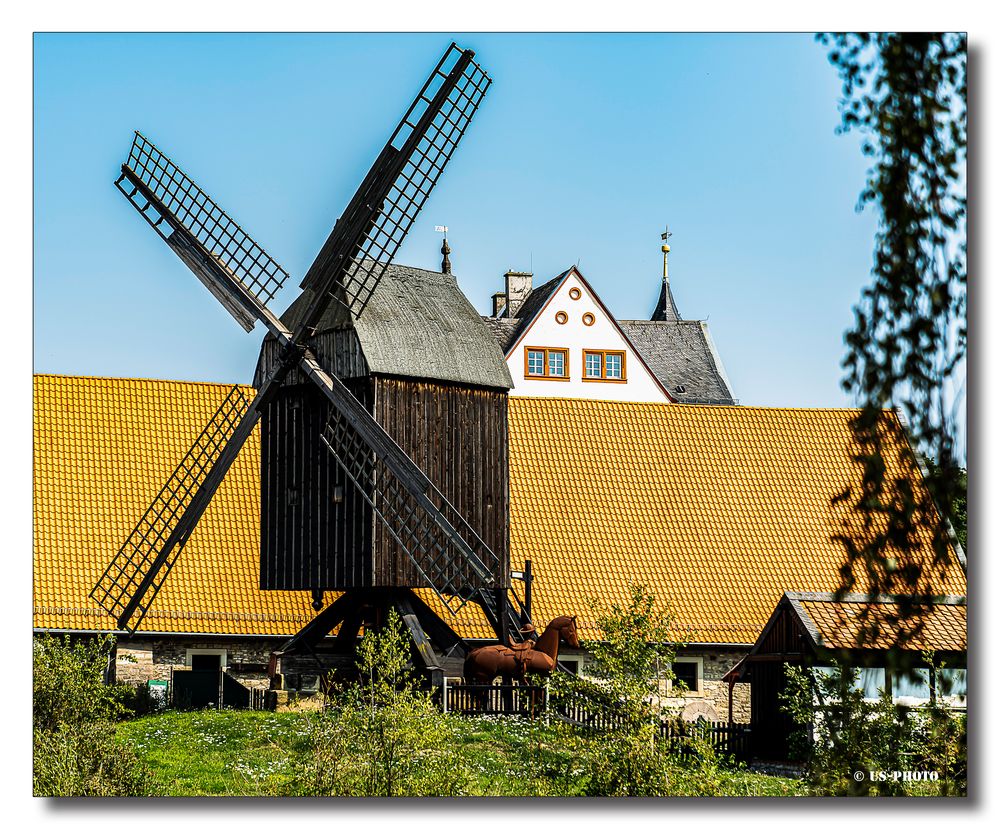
[441,680,752,760]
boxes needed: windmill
[90,43,531,684]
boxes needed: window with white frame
[671,657,702,693]
[548,350,566,378]
[557,655,584,675]
[185,648,228,671]
[936,668,967,702]
[811,665,885,700]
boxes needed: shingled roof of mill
[277,263,512,390]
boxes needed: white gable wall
[506,269,670,403]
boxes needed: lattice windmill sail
[90,43,519,643]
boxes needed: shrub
[781,662,967,795]
[33,635,133,731]
[305,609,466,796]
[549,584,680,796]
[33,634,157,796]
[33,722,160,797]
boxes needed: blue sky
[34,32,881,408]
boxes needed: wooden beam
[276,591,358,655]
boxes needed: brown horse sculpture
[463,615,580,684]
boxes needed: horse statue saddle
[508,624,537,671]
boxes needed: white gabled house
[495,266,673,403]
[481,245,736,404]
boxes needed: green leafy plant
[550,584,680,796]
[33,634,157,796]
[781,661,966,795]
[306,609,466,796]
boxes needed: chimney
[491,291,507,317]
[504,270,533,317]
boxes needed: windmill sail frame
[95,43,514,640]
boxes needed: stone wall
[552,643,751,724]
[113,635,283,691]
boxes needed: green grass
[117,710,313,796]
[116,709,806,797]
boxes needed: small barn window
[671,657,702,693]
[525,347,569,380]
[568,287,582,300]
[583,350,627,382]
[555,311,568,324]
[185,648,227,670]
[582,312,595,326]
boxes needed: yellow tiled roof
[507,397,966,644]
[32,374,494,639]
[796,597,966,652]
[34,376,966,646]
[33,374,316,636]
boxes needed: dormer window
[583,350,626,382]
[525,347,569,380]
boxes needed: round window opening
[568,287,582,300]
[582,312,595,326]
[555,311,568,325]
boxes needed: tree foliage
[551,584,679,796]
[820,33,967,635]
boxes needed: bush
[781,662,967,795]
[549,584,680,796]
[305,609,466,796]
[33,635,133,731]
[33,634,157,796]
[33,722,160,797]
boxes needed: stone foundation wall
[113,636,282,689]
[550,643,752,724]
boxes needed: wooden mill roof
[277,263,513,390]
[33,376,966,645]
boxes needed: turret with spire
[652,224,681,321]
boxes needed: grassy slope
[117,709,805,797]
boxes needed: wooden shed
[726,592,967,760]
[253,263,513,598]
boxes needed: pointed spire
[652,225,681,321]
[435,225,452,274]
[441,235,452,275]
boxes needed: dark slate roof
[618,320,736,404]
[280,264,512,390]
[479,272,567,352]
[480,316,520,353]
[651,278,681,322]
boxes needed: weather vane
[661,224,673,245]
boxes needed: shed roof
[785,592,967,652]
[279,263,512,390]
